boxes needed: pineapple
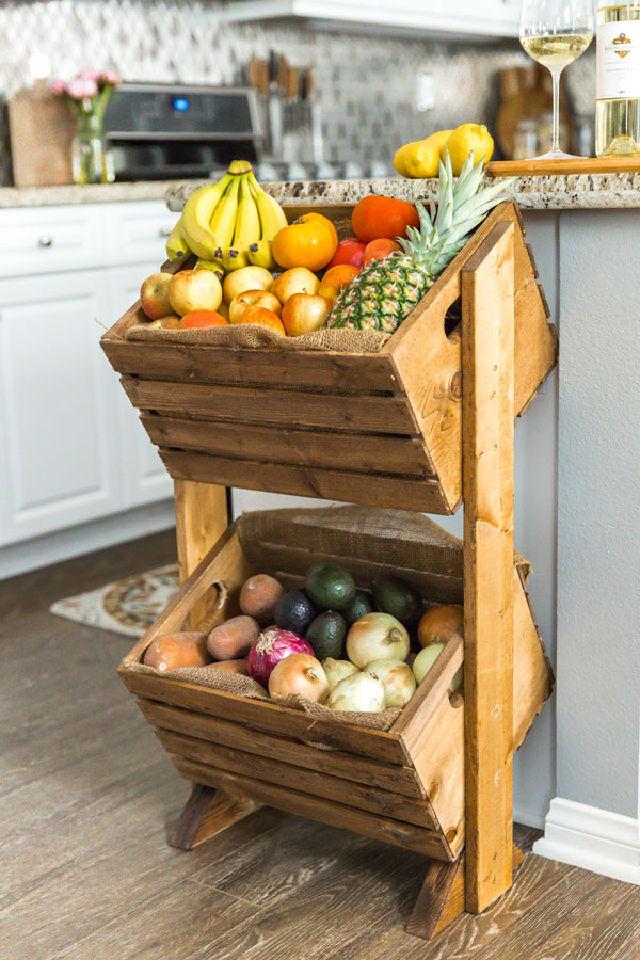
[328,154,513,334]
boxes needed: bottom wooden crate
[119,505,552,863]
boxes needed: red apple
[169,269,223,317]
[140,272,174,320]
[229,289,282,324]
[271,268,319,305]
[327,237,366,270]
[282,293,332,337]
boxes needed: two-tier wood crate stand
[102,200,557,939]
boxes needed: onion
[418,604,464,648]
[247,626,314,686]
[346,612,410,669]
[328,672,385,713]
[413,642,463,692]
[268,653,328,703]
[364,658,416,707]
[323,658,359,691]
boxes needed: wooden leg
[169,783,261,851]
[462,223,516,913]
[174,479,229,627]
[405,845,525,940]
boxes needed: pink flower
[66,76,98,99]
[99,70,120,86]
[78,68,101,81]
[50,79,66,96]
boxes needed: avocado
[306,611,347,660]
[305,563,356,611]
[274,589,316,635]
[372,575,422,628]
[343,589,374,625]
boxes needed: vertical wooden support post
[462,222,515,914]
[174,480,229,625]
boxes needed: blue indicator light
[173,97,190,112]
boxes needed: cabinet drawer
[106,201,176,267]
[0,205,105,278]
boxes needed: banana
[209,176,240,263]
[248,239,277,270]
[165,218,190,262]
[248,174,288,241]
[195,258,224,278]
[180,174,232,259]
[223,174,261,272]
[228,159,254,175]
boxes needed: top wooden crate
[101,202,557,514]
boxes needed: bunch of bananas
[165,160,288,273]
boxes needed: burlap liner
[126,321,390,355]
[123,658,401,733]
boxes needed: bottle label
[597,21,640,99]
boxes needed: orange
[318,264,359,302]
[363,238,401,265]
[351,196,419,243]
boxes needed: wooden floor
[3,530,640,960]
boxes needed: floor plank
[3,529,640,960]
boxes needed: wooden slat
[392,635,464,739]
[138,699,426,798]
[142,414,432,478]
[118,668,409,764]
[102,337,399,392]
[123,377,418,436]
[171,756,452,860]
[462,222,516,912]
[174,479,228,627]
[156,728,437,829]
[160,449,448,514]
[487,155,640,176]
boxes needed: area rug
[49,564,179,638]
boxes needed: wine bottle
[596,2,640,156]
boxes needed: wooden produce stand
[101,200,557,939]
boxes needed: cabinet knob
[158,226,173,238]
[37,236,53,248]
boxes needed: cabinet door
[0,271,122,544]
[106,264,173,507]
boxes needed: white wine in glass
[520,0,594,159]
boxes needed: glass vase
[72,104,113,185]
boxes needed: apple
[272,267,320,305]
[318,264,359,303]
[140,272,174,320]
[327,237,366,270]
[147,315,181,330]
[229,289,282,324]
[222,266,273,304]
[240,305,286,336]
[169,269,223,317]
[282,293,332,337]
[179,310,228,329]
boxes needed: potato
[143,631,210,672]
[203,658,249,675]
[207,615,260,660]
[239,574,285,622]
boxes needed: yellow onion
[328,672,385,712]
[413,642,463,692]
[268,653,328,703]
[346,612,410,669]
[323,658,359,691]
[364,658,416,707]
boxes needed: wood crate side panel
[513,568,553,748]
[172,756,453,860]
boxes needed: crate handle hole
[444,296,462,340]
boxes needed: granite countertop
[0,180,185,209]
[165,173,640,211]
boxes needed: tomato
[272,213,338,272]
[351,196,419,243]
[363,238,402,266]
[327,237,366,270]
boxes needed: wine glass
[519,0,594,159]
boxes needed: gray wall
[557,210,640,818]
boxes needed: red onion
[247,626,314,686]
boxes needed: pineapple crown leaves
[398,151,515,277]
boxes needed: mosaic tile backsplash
[0,0,596,186]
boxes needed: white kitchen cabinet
[221,0,519,39]
[0,199,174,553]
[106,264,174,507]
[0,270,122,544]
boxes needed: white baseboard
[533,797,640,885]
[0,501,175,579]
